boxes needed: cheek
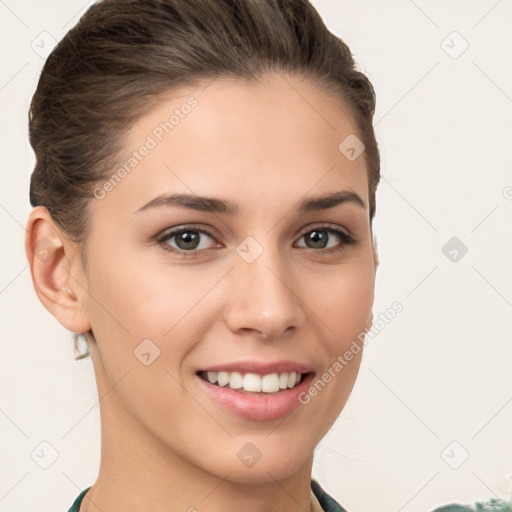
[83,253,207,415]
[87,249,206,334]
[314,261,375,349]
[299,263,373,435]
[84,250,229,383]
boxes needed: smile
[195,362,316,421]
[198,370,305,394]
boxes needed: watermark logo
[442,236,468,263]
[31,441,59,469]
[134,338,161,366]
[31,31,58,59]
[338,134,365,161]
[236,442,262,468]
[33,236,56,263]
[441,31,469,60]
[440,440,469,469]
[235,236,264,263]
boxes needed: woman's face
[77,72,377,484]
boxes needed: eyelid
[297,222,352,239]
[157,223,217,238]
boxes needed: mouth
[196,370,309,395]
[194,360,316,420]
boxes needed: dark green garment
[67,487,89,512]
[67,479,348,511]
[430,502,512,512]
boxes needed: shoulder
[311,479,349,512]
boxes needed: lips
[199,360,314,375]
[195,360,315,421]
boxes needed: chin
[200,440,313,484]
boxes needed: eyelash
[154,224,357,258]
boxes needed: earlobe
[25,206,91,334]
[366,311,374,331]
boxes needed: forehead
[91,73,369,221]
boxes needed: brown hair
[28,0,380,361]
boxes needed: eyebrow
[133,190,366,215]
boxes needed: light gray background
[1,1,511,511]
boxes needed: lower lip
[195,373,315,421]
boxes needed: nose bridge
[225,237,303,338]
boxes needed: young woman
[24,1,506,511]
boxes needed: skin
[26,72,378,512]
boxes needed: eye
[156,226,218,254]
[295,225,356,253]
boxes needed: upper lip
[198,360,314,375]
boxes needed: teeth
[243,373,262,392]
[202,371,304,393]
[217,371,229,387]
[261,373,279,393]
[229,371,243,389]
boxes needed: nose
[224,244,305,341]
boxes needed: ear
[25,206,91,334]
[364,232,379,331]
[372,232,380,271]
